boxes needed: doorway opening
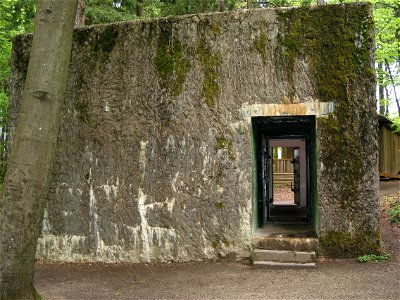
[253,116,316,227]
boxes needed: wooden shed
[379,115,400,179]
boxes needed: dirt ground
[34,181,400,300]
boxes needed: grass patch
[358,253,391,263]
[381,192,400,227]
[388,201,400,225]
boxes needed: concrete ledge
[254,249,316,263]
[253,261,316,268]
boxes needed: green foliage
[0,90,8,178]
[160,0,240,16]
[84,0,244,22]
[358,253,391,263]
[0,0,35,88]
[390,116,400,133]
[0,0,35,182]
[85,0,138,25]
[388,201,400,225]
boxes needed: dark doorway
[253,116,316,226]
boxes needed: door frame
[252,116,316,226]
[268,138,306,207]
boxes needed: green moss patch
[73,24,119,61]
[94,26,119,54]
[319,230,381,258]
[277,3,374,103]
[154,24,190,97]
[197,40,220,108]
[74,28,92,46]
[253,33,268,64]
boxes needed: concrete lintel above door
[241,102,335,118]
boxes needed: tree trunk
[247,0,251,9]
[137,0,144,17]
[219,0,225,12]
[0,0,78,299]
[316,0,325,5]
[384,59,400,116]
[75,0,85,27]
[378,63,386,115]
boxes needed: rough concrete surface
[10,3,378,261]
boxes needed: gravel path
[34,258,399,299]
[34,182,400,299]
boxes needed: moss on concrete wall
[319,230,381,257]
[8,4,378,261]
[277,4,375,103]
[154,23,191,97]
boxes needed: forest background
[0,0,399,181]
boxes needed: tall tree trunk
[137,0,144,17]
[0,0,78,299]
[378,63,386,115]
[219,0,225,12]
[384,59,400,116]
[247,0,251,9]
[75,0,85,27]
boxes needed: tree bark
[384,59,400,116]
[219,0,225,12]
[378,63,386,115]
[75,0,85,27]
[137,0,144,17]
[0,0,78,299]
[247,0,251,9]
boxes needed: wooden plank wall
[379,125,400,178]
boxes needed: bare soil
[273,186,295,205]
[34,182,400,300]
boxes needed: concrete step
[253,261,316,268]
[252,236,319,252]
[253,249,316,264]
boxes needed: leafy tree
[85,0,140,24]
[0,0,78,298]
[0,0,35,182]
[330,0,400,128]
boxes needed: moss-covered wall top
[8,3,378,261]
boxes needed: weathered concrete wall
[9,3,379,261]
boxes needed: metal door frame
[253,116,315,226]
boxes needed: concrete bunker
[9,3,380,262]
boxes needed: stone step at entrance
[253,249,316,268]
[252,224,318,268]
